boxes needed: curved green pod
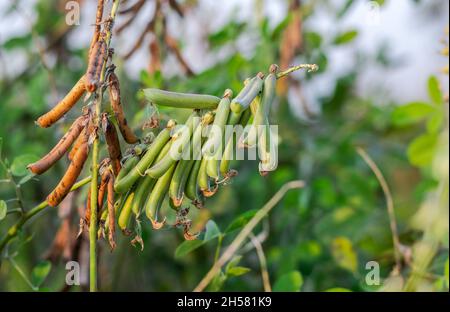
[131,175,156,217]
[115,155,139,183]
[243,66,277,147]
[144,163,176,229]
[114,126,172,194]
[129,136,174,217]
[198,157,217,197]
[145,113,196,179]
[118,191,135,232]
[204,90,232,179]
[230,73,264,114]
[219,108,251,177]
[185,159,202,201]
[143,88,221,109]
[169,159,195,207]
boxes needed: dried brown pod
[97,167,111,217]
[88,0,105,57]
[36,75,86,128]
[68,127,87,161]
[108,72,139,143]
[28,115,88,174]
[101,113,122,175]
[86,39,107,93]
[47,142,89,207]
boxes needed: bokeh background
[0,0,448,292]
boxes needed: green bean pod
[114,124,173,194]
[258,119,277,176]
[219,108,251,177]
[131,175,156,217]
[144,163,176,229]
[169,159,195,207]
[115,155,139,183]
[230,72,264,114]
[145,113,196,179]
[243,66,278,147]
[118,191,135,233]
[185,159,203,203]
[198,157,217,197]
[204,90,232,179]
[143,88,221,109]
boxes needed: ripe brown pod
[86,39,107,93]
[47,142,89,207]
[108,72,139,144]
[36,75,86,128]
[101,113,122,175]
[68,127,87,161]
[97,166,111,217]
[28,115,88,175]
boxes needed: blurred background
[0,0,448,292]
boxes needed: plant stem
[88,0,121,292]
[0,176,92,255]
[193,180,305,292]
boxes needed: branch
[250,232,271,292]
[88,0,121,292]
[356,147,402,272]
[0,176,92,254]
[193,180,305,292]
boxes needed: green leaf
[0,200,7,221]
[224,209,257,234]
[227,266,251,277]
[426,112,444,134]
[203,220,221,241]
[445,258,449,289]
[174,240,204,259]
[31,260,52,287]
[333,30,358,45]
[273,271,303,292]
[391,102,436,126]
[209,270,226,292]
[331,237,358,273]
[226,255,243,272]
[19,173,36,185]
[407,133,438,167]
[428,76,443,106]
[10,154,39,176]
[175,220,221,258]
[208,21,246,49]
[2,34,32,50]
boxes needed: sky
[0,0,448,111]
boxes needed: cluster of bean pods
[110,64,280,244]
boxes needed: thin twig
[276,64,318,79]
[0,176,92,254]
[249,232,271,292]
[193,180,305,292]
[356,147,402,272]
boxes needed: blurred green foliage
[0,0,448,292]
